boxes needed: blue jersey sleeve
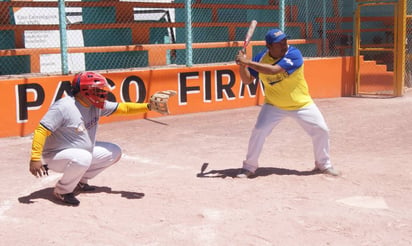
[277,46,303,75]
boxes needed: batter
[235,28,339,178]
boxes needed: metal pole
[305,0,309,38]
[322,0,327,56]
[351,1,356,56]
[58,0,68,74]
[395,0,406,96]
[279,0,285,30]
[354,4,361,96]
[185,0,193,67]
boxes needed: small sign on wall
[39,53,85,74]
[24,30,86,73]
[14,5,85,73]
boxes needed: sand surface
[1,91,412,246]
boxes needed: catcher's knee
[93,142,122,164]
[105,142,122,163]
[113,146,122,164]
[107,142,122,164]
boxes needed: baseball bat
[196,162,209,177]
[242,20,258,53]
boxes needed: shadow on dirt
[18,186,145,206]
[196,162,319,179]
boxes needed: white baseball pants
[43,141,122,194]
[243,103,332,173]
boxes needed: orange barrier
[0,39,323,72]
[0,22,313,48]
[0,56,355,138]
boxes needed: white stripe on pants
[44,141,122,194]
[243,103,331,173]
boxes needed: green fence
[0,0,401,76]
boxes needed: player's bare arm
[236,50,285,85]
[29,160,47,178]
[238,64,254,85]
[236,50,254,84]
[246,60,285,75]
[236,53,285,75]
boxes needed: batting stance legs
[242,103,331,173]
[43,141,122,194]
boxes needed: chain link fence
[0,0,403,77]
[406,0,412,87]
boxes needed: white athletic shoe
[314,167,340,176]
[236,168,255,178]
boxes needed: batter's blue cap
[265,28,290,44]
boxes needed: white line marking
[337,196,389,209]
[121,153,157,165]
[0,174,60,221]
[121,153,186,172]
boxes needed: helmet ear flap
[71,72,82,95]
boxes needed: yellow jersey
[249,45,313,110]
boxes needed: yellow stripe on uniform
[112,102,150,115]
[31,124,52,161]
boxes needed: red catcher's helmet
[72,72,110,109]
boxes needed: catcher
[28,71,176,206]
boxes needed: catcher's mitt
[149,90,177,115]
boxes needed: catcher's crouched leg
[149,90,177,115]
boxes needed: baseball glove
[149,90,177,115]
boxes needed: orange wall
[0,57,355,138]
[305,57,355,97]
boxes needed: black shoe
[53,191,80,206]
[74,182,95,195]
[77,182,95,191]
[236,168,255,178]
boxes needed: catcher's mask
[72,72,110,109]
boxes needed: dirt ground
[1,90,412,246]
